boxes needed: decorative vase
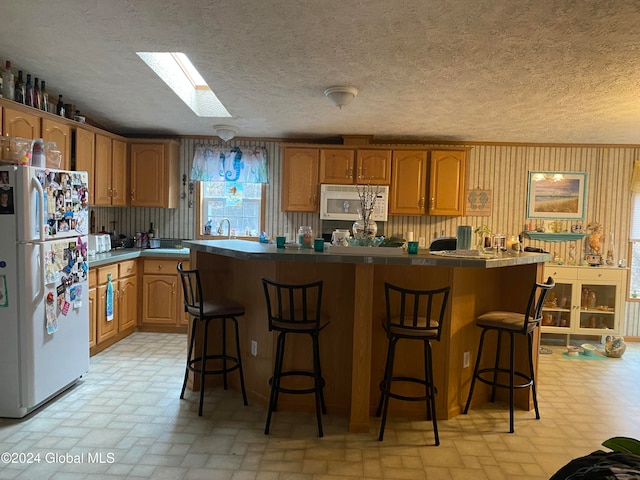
[352,209,377,240]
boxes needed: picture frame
[526,171,587,220]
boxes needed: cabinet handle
[312,192,317,207]
[430,198,435,209]
[130,189,135,200]
[357,166,362,179]
[347,167,353,178]
[108,188,113,198]
[172,282,176,294]
[113,189,118,197]
[419,197,425,208]
[158,264,163,270]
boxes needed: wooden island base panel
[185,239,551,433]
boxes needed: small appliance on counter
[89,233,111,254]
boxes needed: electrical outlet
[463,351,470,368]
[251,340,258,357]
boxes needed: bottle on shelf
[148,223,155,239]
[56,94,65,117]
[33,77,42,110]
[40,80,49,112]
[14,70,25,104]
[25,74,34,107]
[2,61,15,100]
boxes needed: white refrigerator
[0,165,90,418]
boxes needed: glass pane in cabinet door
[544,282,572,310]
[580,311,615,330]
[580,284,616,312]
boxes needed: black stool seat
[463,276,554,433]
[262,278,327,437]
[178,262,248,416]
[376,282,450,445]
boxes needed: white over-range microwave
[319,184,389,221]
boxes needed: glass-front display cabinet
[541,265,627,341]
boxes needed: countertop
[88,248,190,267]
[185,239,551,267]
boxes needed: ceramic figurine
[586,222,602,253]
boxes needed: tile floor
[1,333,639,480]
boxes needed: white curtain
[191,145,268,183]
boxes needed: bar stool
[463,276,554,432]
[177,262,248,416]
[261,278,327,437]
[376,282,450,445]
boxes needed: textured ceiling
[2,0,640,144]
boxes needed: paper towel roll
[405,231,414,242]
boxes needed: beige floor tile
[0,332,638,479]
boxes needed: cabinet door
[111,139,128,206]
[389,150,427,215]
[142,274,178,325]
[281,147,319,212]
[119,276,137,331]
[88,286,97,349]
[428,150,466,216]
[94,134,113,206]
[356,149,391,185]
[97,284,119,343]
[319,149,354,184]
[75,127,95,205]
[42,118,71,170]
[130,143,165,207]
[3,107,41,139]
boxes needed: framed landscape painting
[526,171,587,220]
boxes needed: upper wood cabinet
[428,150,466,216]
[74,127,95,205]
[94,134,127,207]
[2,106,41,139]
[281,147,320,212]
[42,118,71,170]
[319,148,391,185]
[356,149,391,185]
[319,148,355,184]
[129,140,180,208]
[389,150,428,215]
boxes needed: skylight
[136,52,231,118]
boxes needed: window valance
[191,145,268,183]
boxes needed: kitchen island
[185,239,551,433]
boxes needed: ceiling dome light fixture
[213,125,239,142]
[323,86,359,109]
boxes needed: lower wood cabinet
[91,259,138,355]
[141,258,189,327]
[89,256,189,355]
[96,264,119,344]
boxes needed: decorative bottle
[25,74,34,107]
[606,231,615,266]
[14,70,25,104]
[40,80,49,112]
[56,94,65,116]
[2,61,14,100]
[33,78,42,110]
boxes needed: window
[197,181,264,238]
[629,194,640,299]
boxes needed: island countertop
[186,239,551,433]
[185,239,551,267]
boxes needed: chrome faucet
[217,218,232,239]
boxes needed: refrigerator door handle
[31,176,46,242]
[23,242,45,304]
